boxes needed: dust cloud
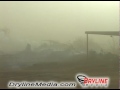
[0,1,119,53]
[0,1,119,89]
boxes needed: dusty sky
[0,1,119,53]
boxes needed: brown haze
[0,1,119,89]
[0,1,119,53]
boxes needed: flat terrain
[0,53,119,89]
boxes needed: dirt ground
[0,55,119,89]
